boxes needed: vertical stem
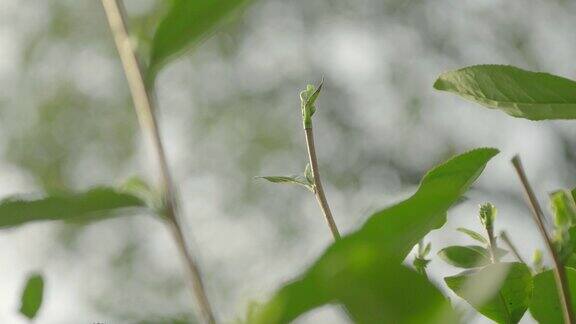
[485,223,498,263]
[511,155,574,324]
[304,127,341,240]
[100,1,216,323]
[499,231,527,265]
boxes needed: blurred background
[1,0,576,323]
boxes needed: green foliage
[19,273,44,319]
[438,245,492,269]
[413,241,432,275]
[434,65,576,120]
[300,82,323,129]
[0,187,145,228]
[148,0,251,83]
[445,262,532,324]
[248,148,498,323]
[530,268,576,324]
[457,227,488,244]
[479,202,496,229]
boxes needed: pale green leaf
[248,148,499,323]
[256,176,313,191]
[19,273,44,319]
[457,227,488,244]
[434,65,576,120]
[445,262,532,324]
[438,245,492,269]
[530,268,576,324]
[0,187,146,228]
[148,0,251,82]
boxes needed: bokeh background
[1,0,576,323]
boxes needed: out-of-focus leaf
[148,0,251,82]
[248,148,499,323]
[0,187,146,228]
[530,268,576,324]
[438,245,492,268]
[550,190,576,229]
[457,227,488,244]
[20,273,44,319]
[256,176,313,191]
[434,65,576,120]
[445,262,532,324]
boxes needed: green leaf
[19,273,44,319]
[248,148,499,323]
[438,245,492,268]
[445,262,533,324]
[148,0,251,82]
[434,65,576,120]
[304,163,314,185]
[256,176,313,191]
[457,227,488,244]
[550,190,576,229]
[0,187,146,228]
[530,268,576,324]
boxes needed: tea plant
[4,1,576,324]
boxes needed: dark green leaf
[148,0,251,82]
[248,148,499,323]
[457,227,488,244]
[438,245,492,268]
[434,65,576,120]
[0,187,145,228]
[445,262,532,324]
[530,268,576,324]
[20,273,44,319]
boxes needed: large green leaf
[530,268,576,324]
[148,0,251,82]
[248,148,499,323]
[0,187,145,228]
[445,262,532,324]
[438,245,492,269]
[19,273,44,319]
[434,65,576,120]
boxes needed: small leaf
[20,273,44,319]
[530,268,576,324]
[0,187,146,228]
[248,148,498,323]
[256,176,313,191]
[438,245,491,268]
[304,163,314,185]
[445,262,533,324]
[457,227,488,244]
[550,190,576,229]
[434,65,576,120]
[148,0,251,83]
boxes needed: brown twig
[100,1,216,323]
[511,155,574,324]
[499,231,527,265]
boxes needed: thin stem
[499,231,527,265]
[304,127,341,240]
[511,155,574,324]
[100,1,216,323]
[485,224,498,263]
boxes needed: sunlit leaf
[148,0,251,82]
[0,187,146,228]
[438,245,492,269]
[445,262,532,324]
[457,227,488,244]
[530,267,576,324]
[19,273,44,319]
[248,148,499,323]
[434,65,576,120]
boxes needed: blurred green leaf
[0,187,145,228]
[530,267,576,324]
[550,190,576,229]
[438,245,492,269]
[19,273,44,319]
[148,0,251,82]
[256,176,313,191]
[445,262,532,324]
[434,65,576,120]
[248,148,499,323]
[457,227,488,244]
[304,163,314,185]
